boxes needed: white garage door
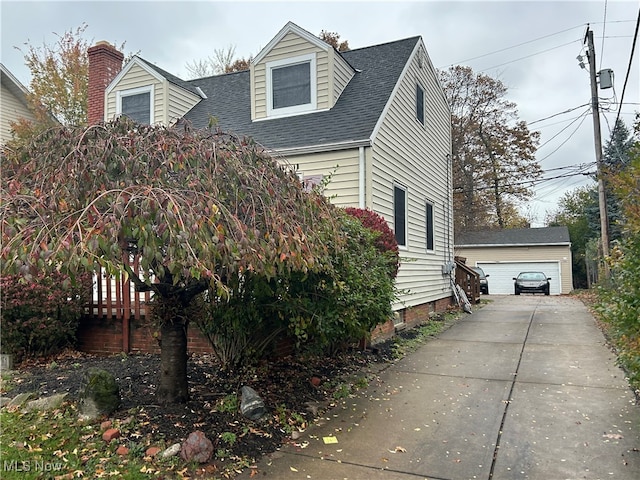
[477,262,561,295]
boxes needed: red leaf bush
[0,272,91,361]
[344,207,399,278]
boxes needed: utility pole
[584,25,610,274]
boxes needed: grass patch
[391,310,463,359]
[0,403,181,479]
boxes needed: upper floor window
[117,85,153,124]
[416,84,425,125]
[266,54,316,117]
[394,184,407,248]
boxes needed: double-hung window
[394,184,407,248]
[266,54,316,117]
[425,201,434,251]
[117,86,153,124]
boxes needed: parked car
[472,267,490,295]
[513,272,551,295]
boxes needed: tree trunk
[157,320,189,404]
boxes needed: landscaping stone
[1,353,14,371]
[0,396,12,408]
[100,420,112,430]
[145,446,161,457]
[78,368,120,421]
[7,392,33,408]
[116,445,129,456]
[102,428,120,443]
[161,443,182,458]
[26,393,68,412]
[180,431,214,463]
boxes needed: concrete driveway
[237,295,640,480]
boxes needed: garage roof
[455,226,570,248]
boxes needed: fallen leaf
[603,433,624,440]
[290,466,298,472]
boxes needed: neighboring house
[454,227,574,295]
[0,63,37,144]
[87,22,453,335]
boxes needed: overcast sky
[2,0,638,227]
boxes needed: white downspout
[359,146,365,208]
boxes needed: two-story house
[87,22,453,341]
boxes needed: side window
[118,86,153,124]
[394,185,407,247]
[416,84,425,125]
[426,201,434,251]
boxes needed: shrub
[595,126,640,391]
[0,272,91,361]
[284,211,398,353]
[195,272,286,369]
[344,207,399,278]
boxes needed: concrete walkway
[237,295,640,480]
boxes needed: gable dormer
[103,56,203,126]
[250,22,355,121]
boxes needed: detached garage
[454,227,573,295]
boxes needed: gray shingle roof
[136,57,203,97]
[455,227,571,247]
[178,36,420,150]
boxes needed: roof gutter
[272,138,372,157]
[455,242,571,248]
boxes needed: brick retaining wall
[77,295,454,356]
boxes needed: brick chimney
[87,41,124,125]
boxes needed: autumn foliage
[344,207,399,278]
[0,117,397,399]
[0,272,91,360]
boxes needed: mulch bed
[5,340,399,474]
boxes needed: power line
[537,107,591,152]
[528,103,590,125]
[442,24,585,67]
[452,166,595,194]
[439,20,637,70]
[614,7,640,128]
[599,0,609,70]
[481,40,580,72]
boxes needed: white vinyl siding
[167,83,201,126]
[331,50,355,104]
[282,149,361,207]
[370,42,452,310]
[1,83,36,144]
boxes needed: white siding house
[89,22,453,334]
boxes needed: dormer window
[266,53,316,117]
[117,85,154,124]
